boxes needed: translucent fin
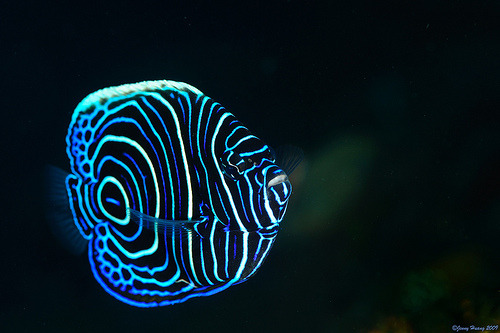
[44,165,87,255]
[275,145,304,176]
[128,208,204,234]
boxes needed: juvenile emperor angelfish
[46,80,302,307]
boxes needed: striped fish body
[63,81,292,307]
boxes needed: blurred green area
[287,134,377,237]
[280,126,499,331]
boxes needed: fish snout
[266,171,292,222]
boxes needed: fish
[46,80,303,307]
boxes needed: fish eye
[220,150,247,180]
[267,148,276,162]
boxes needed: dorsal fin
[74,80,204,115]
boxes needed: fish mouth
[265,171,292,222]
[267,173,288,188]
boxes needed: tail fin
[44,165,87,255]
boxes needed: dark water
[2,1,498,332]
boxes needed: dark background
[1,1,498,332]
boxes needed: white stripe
[188,230,202,285]
[210,219,224,282]
[212,113,247,232]
[156,96,194,220]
